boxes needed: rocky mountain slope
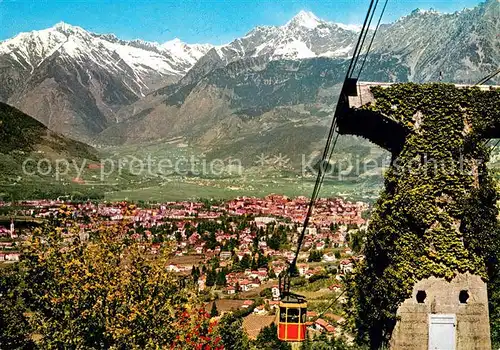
[369,0,500,82]
[0,23,212,141]
[98,0,498,167]
[0,0,498,168]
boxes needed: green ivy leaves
[346,83,500,348]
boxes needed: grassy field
[98,141,385,202]
[104,175,383,202]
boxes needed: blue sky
[0,0,485,44]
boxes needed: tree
[259,288,273,299]
[308,250,323,262]
[206,267,217,287]
[216,269,227,287]
[257,252,269,268]
[16,210,221,349]
[206,231,217,250]
[216,313,250,350]
[240,254,251,269]
[232,254,240,267]
[210,301,219,317]
[0,264,34,349]
[254,323,291,350]
[175,230,182,242]
[267,232,281,250]
[251,256,258,270]
[191,265,200,283]
[350,230,366,253]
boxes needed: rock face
[390,274,491,350]
[103,1,499,157]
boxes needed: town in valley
[0,194,368,341]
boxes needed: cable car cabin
[277,293,307,342]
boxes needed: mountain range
[0,0,499,167]
[0,23,212,140]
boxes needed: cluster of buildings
[0,220,20,262]
[0,195,369,341]
[3,194,367,225]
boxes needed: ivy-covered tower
[338,82,500,349]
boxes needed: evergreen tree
[240,254,251,269]
[216,313,250,350]
[232,254,240,270]
[210,302,219,317]
[251,256,258,270]
[191,266,200,283]
[207,231,217,250]
[216,269,227,287]
[175,230,182,243]
[257,253,269,268]
[254,324,291,350]
[253,236,259,251]
[206,267,217,287]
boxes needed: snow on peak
[0,22,213,82]
[160,38,213,64]
[414,8,441,15]
[286,10,322,29]
[52,21,88,36]
[334,23,363,32]
[53,21,71,30]
[161,38,186,53]
[285,11,362,33]
[273,39,316,59]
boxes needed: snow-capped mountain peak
[198,10,359,67]
[161,38,183,48]
[0,23,213,81]
[52,21,79,31]
[286,10,322,29]
[160,38,213,65]
[334,23,363,32]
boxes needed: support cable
[357,0,389,79]
[288,0,381,277]
[350,0,379,78]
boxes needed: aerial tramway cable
[288,0,380,276]
[356,0,389,80]
[475,68,500,87]
[279,4,391,334]
[277,2,390,342]
[351,0,380,78]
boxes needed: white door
[428,314,456,350]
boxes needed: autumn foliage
[2,204,221,349]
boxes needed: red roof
[315,318,329,328]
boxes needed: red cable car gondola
[276,272,308,342]
[277,293,307,342]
